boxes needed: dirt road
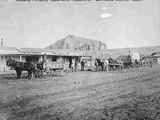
[0,65,160,120]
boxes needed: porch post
[19,55,22,62]
[43,54,47,69]
[40,55,43,62]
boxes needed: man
[81,59,85,71]
[104,59,109,71]
[74,61,78,71]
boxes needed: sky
[0,0,160,49]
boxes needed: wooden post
[1,38,3,47]
[19,55,22,62]
[106,64,109,72]
[40,55,43,62]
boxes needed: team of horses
[94,55,141,72]
[6,58,44,79]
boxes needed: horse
[6,58,36,79]
[107,57,123,71]
[95,58,104,71]
[34,61,44,78]
[108,57,117,71]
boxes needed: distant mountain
[45,35,107,51]
[105,45,160,58]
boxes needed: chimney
[1,38,3,47]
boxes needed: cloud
[100,13,112,19]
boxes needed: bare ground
[0,65,160,120]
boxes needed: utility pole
[1,38,3,47]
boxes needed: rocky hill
[45,35,107,51]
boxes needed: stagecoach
[44,62,65,76]
[6,58,65,79]
[116,55,133,69]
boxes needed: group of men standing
[69,58,86,71]
[73,58,109,72]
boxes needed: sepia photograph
[0,0,160,119]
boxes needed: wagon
[44,62,65,77]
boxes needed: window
[52,56,57,62]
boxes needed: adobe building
[0,46,92,72]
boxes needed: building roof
[11,48,92,57]
[0,46,22,55]
[19,48,45,55]
[151,52,160,57]
[46,49,91,56]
